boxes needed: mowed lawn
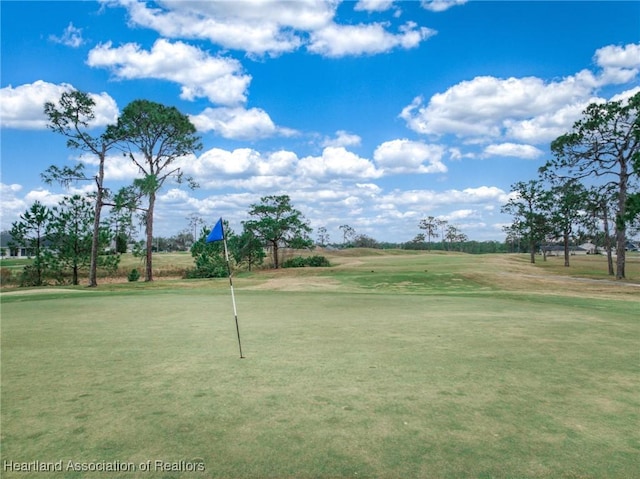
[1,252,639,478]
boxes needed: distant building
[0,231,33,258]
[542,244,589,256]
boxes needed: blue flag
[206,218,224,243]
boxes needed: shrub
[1,268,13,286]
[187,236,229,279]
[19,265,44,287]
[184,255,228,279]
[306,255,331,267]
[128,268,140,282]
[282,256,308,268]
[282,255,331,268]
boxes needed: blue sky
[2,1,639,243]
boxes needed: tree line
[5,91,637,285]
[500,93,639,279]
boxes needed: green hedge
[282,255,331,268]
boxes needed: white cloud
[385,186,509,207]
[188,148,263,177]
[483,143,544,160]
[439,209,479,222]
[87,39,251,105]
[77,153,142,181]
[117,0,335,56]
[189,107,296,140]
[503,100,599,144]
[49,22,85,48]
[400,74,597,140]
[400,43,640,147]
[321,130,362,148]
[24,188,66,208]
[421,0,467,12]
[586,44,640,86]
[610,86,640,103]
[0,184,26,230]
[308,21,436,57]
[298,147,382,179]
[595,43,640,70]
[373,139,447,174]
[355,0,396,12]
[0,81,119,129]
[110,0,436,58]
[179,148,299,191]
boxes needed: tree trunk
[272,241,279,269]
[89,191,102,287]
[615,219,626,280]
[563,232,570,267]
[145,192,155,282]
[602,215,614,276]
[36,231,43,286]
[615,163,628,280]
[89,149,106,287]
[529,240,536,264]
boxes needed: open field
[1,251,639,478]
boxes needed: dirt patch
[245,275,341,292]
[1,288,89,296]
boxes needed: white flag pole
[222,225,244,359]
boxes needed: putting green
[1,253,639,478]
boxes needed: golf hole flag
[206,218,224,243]
[206,218,244,359]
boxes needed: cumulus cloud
[595,43,640,69]
[87,39,251,105]
[77,152,141,181]
[24,188,67,208]
[483,143,544,160]
[594,43,640,84]
[0,81,119,129]
[187,148,280,177]
[502,100,599,144]
[109,0,436,58]
[373,139,447,174]
[190,107,296,140]
[298,147,382,179]
[117,0,333,56]
[400,73,597,139]
[308,21,436,57]
[0,183,26,229]
[400,43,640,146]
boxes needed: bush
[282,255,331,268]
[282,256,307,268]
[184,255,228,279]
[1,268,13,286]
[187,236,229,279]
[306,255,331,267]
[128,268,140,282]
[19,265,44,287]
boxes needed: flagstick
[223,235,244,359]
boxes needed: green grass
[1,251,639,478]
